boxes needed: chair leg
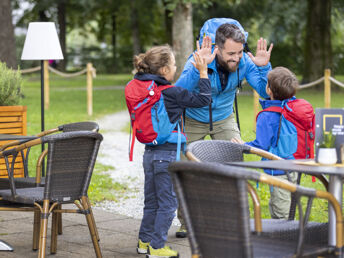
[50,209,58,254]
[38,200,50,258]
[57,204,63,235]
[32,208,41,251]
[86,197,100,241]
[81,196,102,258]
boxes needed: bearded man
[174,22,273,238]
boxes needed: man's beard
[217,55,240,73]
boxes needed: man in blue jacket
[174,20,273,237]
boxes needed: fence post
[253,91,259,131]
[87,63,93,116]
[324,69,331,108]
[43,60,50,110]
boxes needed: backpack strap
[129,113,137,161]
[256,106,283,146]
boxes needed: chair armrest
[185,151,200,162]
[260,173,343,250]
[248,146,282,160]
[35,150,48,185]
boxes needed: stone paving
[0,205,191,257]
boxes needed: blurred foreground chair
[0,131,103,258]
[169,161,342,258]
[186,140,329,222]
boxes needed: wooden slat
[0,128,22,134]
[0,112,26,117]
[0,163,23,170]
[0,122,23,129]
[0,117,22,122]
[0,168,24,177]
[0,106,26,112]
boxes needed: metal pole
[41,60,45,176]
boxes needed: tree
[303,0,332,82]
[0,0,17,68]
[172,1,193,79]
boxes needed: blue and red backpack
[256,98,315,161]
[125,79,183,161]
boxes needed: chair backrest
[186,140,250,163]
[169,161,260,258]
[42,131,102,202]
[59,121,99,133]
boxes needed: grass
[19,72,344,221]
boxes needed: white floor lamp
[21,22,64,176]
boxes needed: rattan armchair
[0,131,103,258]
[185,140,329,222]
[169,161,342,258]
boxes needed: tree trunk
[131,0,141,56]
[111,14,117,73]
[0,0,17,68]
[163,0,173,46]
[303,0,332,84]
[57,0,67,71]
[172,2,193,81]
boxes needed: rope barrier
[330,77,344,89]
[20,66,41,74]
[298,77,324,89]
[48,66,91,78]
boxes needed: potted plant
[0,61,26,178]
[317,130,337,165]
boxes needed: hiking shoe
[137,239,150,254]
[175,227,187,238]
[146,245,179,258]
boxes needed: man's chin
[228,64,239,72]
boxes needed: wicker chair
[0,121,99,188]
[186,140,329,222]
[169,161,342,258]
[0,131,103,258]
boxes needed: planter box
[0,106,27,178]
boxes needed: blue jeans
[138,148,178,249]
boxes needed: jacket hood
[259,98,282,109]
[134,73,171,86]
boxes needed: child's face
[163,54,177,82]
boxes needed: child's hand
[191,52,208,78]
[231,137,245,144]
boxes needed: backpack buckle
[131,113,136,120]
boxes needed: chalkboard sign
[315,108,344,163]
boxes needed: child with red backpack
[125,44,212,258]
[233,66,315,219]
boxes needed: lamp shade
[21,22,64,60]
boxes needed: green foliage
[320,130,336,148]
[0,62,22,106]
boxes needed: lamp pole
[41,60,45,176]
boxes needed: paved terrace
[0,205,191,257]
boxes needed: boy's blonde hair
[133,45,173,76]
[267,67,298,101]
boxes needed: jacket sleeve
[175,55,201,92]
[244,55,271,99]
[175,78,211,108]
[245,112,274,151]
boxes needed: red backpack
[257,98,315,160]
[125,79,177,161]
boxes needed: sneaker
[137,239,150,254]
[175,227,187,238]
[146,245,179,258]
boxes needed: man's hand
[231,137,245,144]
[247,38,273,67]
[196,36,218,65]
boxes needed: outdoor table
[225,159,344,247]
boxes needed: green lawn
[20,72,344,220]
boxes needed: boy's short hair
[267,67,298,101]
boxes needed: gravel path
[94,111,180,226]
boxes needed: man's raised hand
[247,38,273,67]
[196,36,218,65]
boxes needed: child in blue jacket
[128,44,212,258]
[233,66,299,219]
